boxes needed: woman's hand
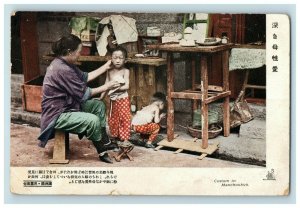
[106,80,121,90]
[103,60,113,71]
[90,81,120,97]
[87,60,113,82]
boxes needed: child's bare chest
[108,69,124,80]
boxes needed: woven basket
[187,124,222,139]
[192,110,219,127]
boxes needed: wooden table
[147,44,233,149]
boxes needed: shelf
[147,43,234,53]
[185,20,208,24]
[171,90,231,104]
[194,84,223,92]
[42,54,167,67]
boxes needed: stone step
[11,106,40,127]
[210,118,266,163]
[11,84,22,96]
[11,74,24,106]
[11,74,24,84]
[248,103,266,120]
[239,118,266,140]
[11,97,23,107]
[205,102,265,122]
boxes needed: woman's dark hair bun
[52,34,81,56]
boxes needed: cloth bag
[230,90,254,128]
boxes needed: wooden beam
[157,139,219,155]
[245,98,266,104]
[174,148,184,154]
[245,84,266,90]
[208,85,224,92]
[198,153,208,160]
[195,84,223,92]
[127,57,167,66]
[242,70,250,93]
[191,57,198,114]
[200,55,209,149]
[147,43,234,53]
[222,50,230,137]
[171,92,202,100]
[128,66,136,106]
[184,89,217,96]
[204,91,231,104]
[167,52,175,142]
[43,54,167,66]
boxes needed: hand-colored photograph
[9,11,290,195]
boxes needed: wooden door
[209,14,246,99]
[20,12,40,82]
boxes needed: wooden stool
[49,130,70,164]
[113,145,134,162]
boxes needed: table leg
[129,66,136,109]
[222,50,230,137]
[136,65,145,110]
[191,56,198,118]
[241,70,250,100]
[200,55,208,149]
[167,52,175,142]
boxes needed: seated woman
[37,34,120,163]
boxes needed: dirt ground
[10,123,260,168]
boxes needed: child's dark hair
[52,34,81,56]
[111,46,128,58]
[150,92,166,104]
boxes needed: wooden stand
[148,44,232,154]
[49,130,70,164]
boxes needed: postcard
[9,12,290,195]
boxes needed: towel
[96,15,138,56]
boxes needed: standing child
[100,46,132,146]
[131,92,166,148]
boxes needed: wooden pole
[167,52,175,142]
[191,55,198,118]
[222,50,230,137]
[200,55,209,149]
